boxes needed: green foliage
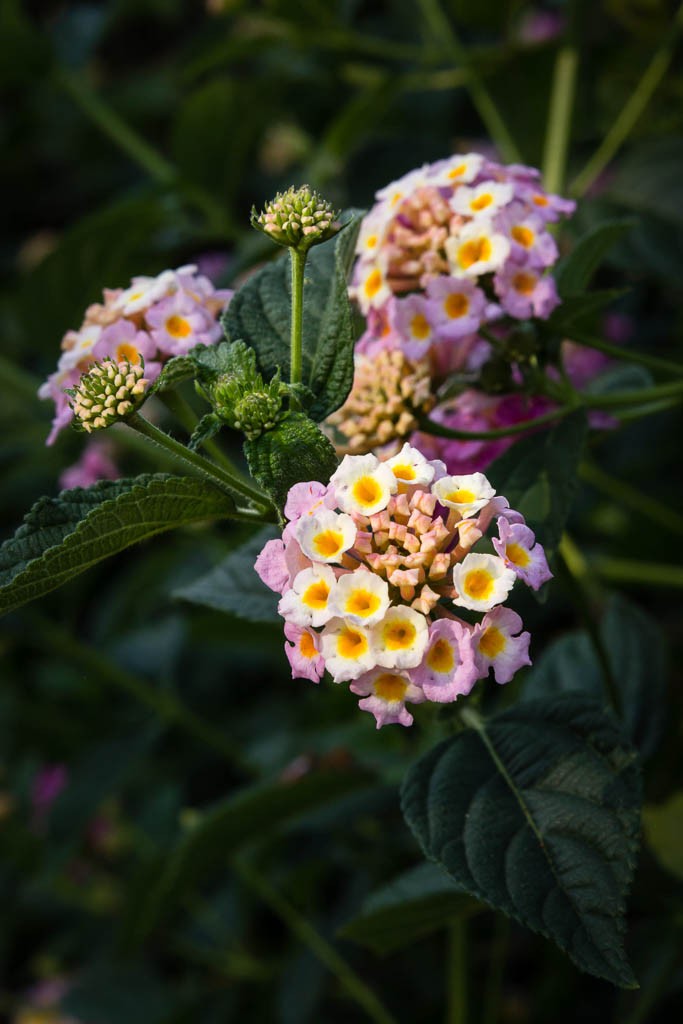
[643,793,683,881]
[556,220,634,297]
[523,595,667,759]
[223,212,362,422]
[401,696,641,988]
[151,355,196,394]
[485,410,588,550]
[339,862,477,955]
[244,412,339,513]
[0,475,235,617]
[175,526,280,622]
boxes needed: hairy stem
[289,248,306,408]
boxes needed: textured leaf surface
[150,354,196,393]
[223,212,362,421]
[523,596,666,759]
[175,526,280,622]
[485,410,587,550]
[124,768,372,945]
[0,474,235,616]
[339,862,477,955]
[244,412,339,512]
[557,220,633,296]
[401,695,641,987]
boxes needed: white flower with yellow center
[355,211,390,260]
[376,166,430,208]
[320,618,377,682]
[350,667,425,728]
[445,220,510,278]
[278,564,338,628]
[432,472,496,519]
[473,606,531,684]
[451,181,514,219]
[453,553,516,612]
[328,568,390,627]
[296,508,357,564]
[330,453,397,517]
[371,606,429,670]
[427,153,484,188]
[353,260,392,313]
[386,443,440,489]
[57,324,102,373]
[115,270,175,315]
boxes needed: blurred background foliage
[1,1,683,1021]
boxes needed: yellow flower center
[446,488,476,505]
[383,619,417,651]
[364,268,383,299]
[115,342,141,364]
[512,272,537,295]
[410,313,431,340]
[427,638,454,674]
[366,233,378,250]
[447,163,467,180]
[457,237,492,270]
[478,626,506,659]
[299,632,317,658]
[302,580,331,609]
[444,292,469,318]
[506,542,530,567]
[166,314,192,338]
[391,464,416,481]
[511,225,534,248]
[345,588,381,618]
[470,192,493,212]
[352,475,383,509]
[390,190,403,207]
[313,529,344,559]
[463,569,494,601]
[337,627,369,659]
[533,194,548,207]
[374,673,408,701]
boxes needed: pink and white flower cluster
[255,445,551,728]
[39,265,232,444]
[351,152,574,368]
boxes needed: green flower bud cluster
[68,359,149,432]
[251,185,341,253]
[206,342,287,441]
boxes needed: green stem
[593,557,683,588]
[580,460,683,535]
[581,379,683,409]
[561,330,683,378]
[570,4,683,197]
[26,612,258,776]
[416,0,522,162]
[417,405,575,441]
[127,412,273,515]
[542,44,579,194]
[289,248,306,406]
[481,915,510,1024]
[232,857,399,1024]
[157,390,255,484]
[446,917,467,1024]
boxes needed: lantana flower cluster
[329,154,584,472]
[255,445,551,728]
[39,264,232,444]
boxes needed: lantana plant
[4,168,680,995]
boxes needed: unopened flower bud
[68,359,149,432]
[251,185,342,253]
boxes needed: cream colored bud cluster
[251,185,341,252]
[68,359,148,432]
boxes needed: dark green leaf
[556,221,634,297]
[151,354,196,393]
[582,364,653,396]
[123,767,372,946]
[175,526,280,622]
[548,289,628,330]
[401,695,641,988]
[339,862,477,955]
[223,211,362,421]
[606,138,683,228]
[188,412,223,451]
[0,474,235,617]
[485,410,587,550]
[244,412,339,512]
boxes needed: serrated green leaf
[0,474,235,617]
[151,355,197,393]
[188,412,223,451]
[339,862,477,955]
[485,409,587,550]
[244,412,338,512]
[122,768,372,946]
[522,596,666,760]
[401,695,641,988]
[556,220,634,297]
[175,526,280,622]
[223,211,362,421]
